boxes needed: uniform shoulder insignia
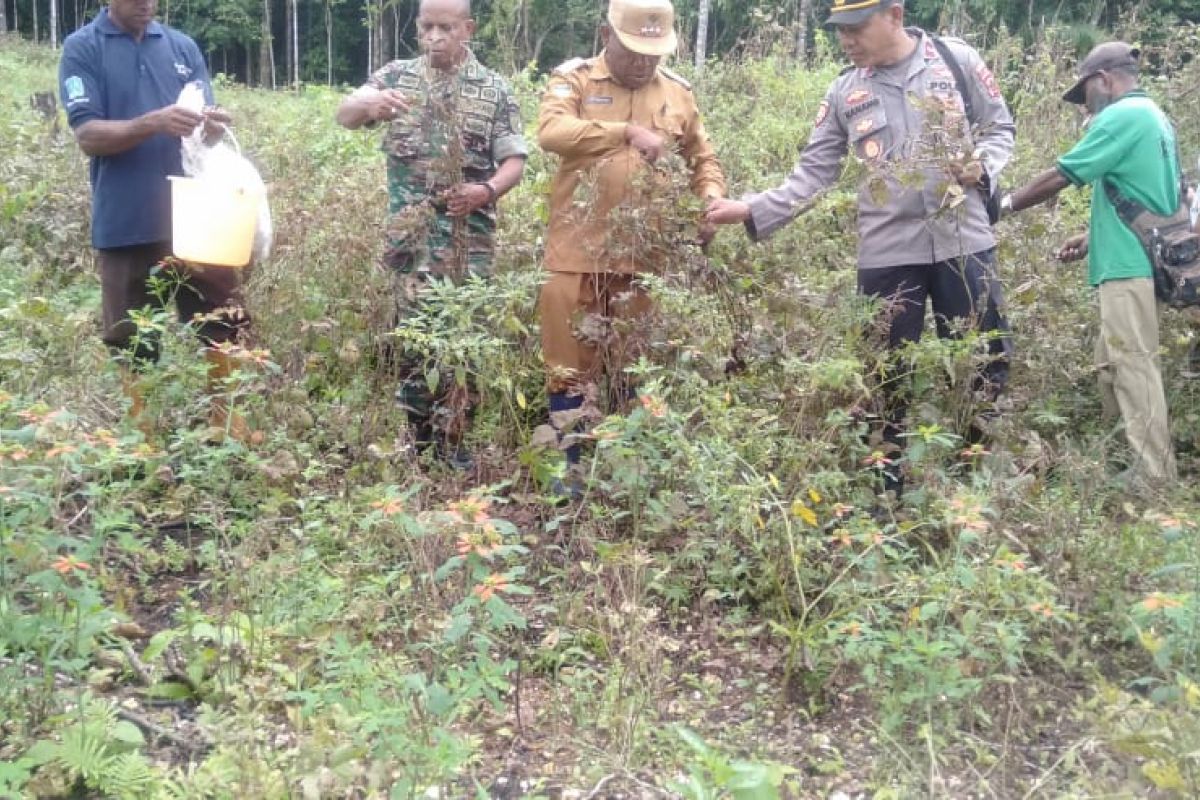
[658,66,692,90]
[552,57,588,76]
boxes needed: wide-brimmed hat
[826,0,902,26]
[1063,41,1140,104]
[608,0,678,57]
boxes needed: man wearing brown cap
[705,0,1014,498]
[1002,42,1179,486]
[537,0,726,481]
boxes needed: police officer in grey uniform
[706,0,1015,496]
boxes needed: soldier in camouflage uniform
[336,0,527,467]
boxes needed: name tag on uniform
[585,96,613,105]
[843,98,880,119]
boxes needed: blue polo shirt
[58,9,214,249]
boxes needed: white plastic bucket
[169,175,262,268]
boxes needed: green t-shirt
[1056,90,1180,287]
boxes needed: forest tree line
[2,0,1200,87]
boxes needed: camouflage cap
[608,0,678,56]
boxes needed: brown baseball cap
[608,0,678,57]
[1063,41,1140,104]
[826,0,902,26]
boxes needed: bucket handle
[206,122,241,155]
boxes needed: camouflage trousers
[385,170,497,279]
[384,204,495,443]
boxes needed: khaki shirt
[745,30,1015,269]
[539,54,726,274]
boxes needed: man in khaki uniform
[538,0,726,469]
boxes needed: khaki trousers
[539,272,653,393]
[1095,278,1177,482]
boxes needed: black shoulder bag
[1105,168,1200,308]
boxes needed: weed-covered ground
[4,27,1200,799]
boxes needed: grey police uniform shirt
[744,29,1015,269]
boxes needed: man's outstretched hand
[704,197,751,225]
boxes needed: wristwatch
[479,182,499,203]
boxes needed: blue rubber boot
[549,392,584,500]
[549,392,583,466]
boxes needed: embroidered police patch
[814,100,830,127]
[585,96,613,105]
[975,63,1001,99]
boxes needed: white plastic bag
[176,82,273,263]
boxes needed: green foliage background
[5,21,1200,799]
[7,0,1200,85]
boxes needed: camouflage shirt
[362,52,527,277]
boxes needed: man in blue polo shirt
[59,0,251,442]
[1002,41,1178,486]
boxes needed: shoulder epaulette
[552,57,588,76]
[658,66,692,90]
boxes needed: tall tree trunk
[694,0,708,71]
[365,0,373,74]
[532,25,560,69]
[795,0,811,60]
[520,0,531,69]
[592,0,603,55]
[324,0,332,85]
[33,0,39,44]
[376,0,384,70]
[290,0,299,85]
[379,0,389,65]
[392,1,399,59]
[260,0,275,89]
[1,0,8,35]
[284,0,294,84]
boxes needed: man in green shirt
[1003,41,1177,484]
